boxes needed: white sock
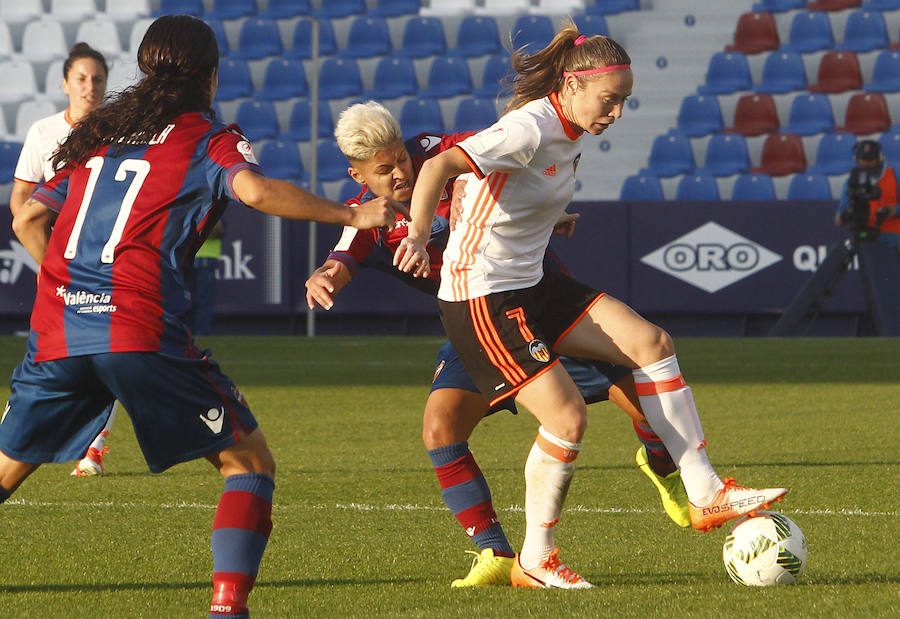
[88,401,118,452]
[519,427,581,570]
[632,356,723,506]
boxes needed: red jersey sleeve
[206,124,264,203]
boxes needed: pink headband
[563,64,631,78]
[574,35,588,46]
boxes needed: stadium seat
[235,18,282,60]
[676,94,724,137]
[50,0,96,22]
[286,18,337,59]
[787,173,832,199]
[0,59,38,103]
[399,17,447,59]
[533,0,593,13]
[867,0,900,8]
[456,16,503,58]
[479,0,531,14]
[0,23,12,60]
[0,142,23,183]
[807,0,862,10]
[572,14,610,38]
[13,99,57,141]
[453,97,498,132]
[318,57,363,99]
[865,50,900,93]
[731,173,777,200]
[838,92,891,134]
[726,11,779,54]
[74,18,123,58]
[259,0,311,18]
[339,179,362,203]
[619,174,665,201]
[342,16,392,59]
[780,93,835,135]
[807,132,858,175]
[837,10,889,53]
[286,99,334,141]
[698,52,753,94]
[316,140,350,182]
[676,174,721,201]
[129,18,156,55]
[106,56,141,94]
[752,133,808,176]
[158,0,204,16]
[754,51,807,94]
[585,0,640,13]
[258,139,306,183]
[215,58,253,101]
[21,19,68,63]
[0,0,43,25]
[422,56,472,98]
[512,15,554,53]
[808,51,863,93]
[364,56,418,99]
[878,129,900,164]
[698,134,751,177]
[400,98,445,137]
[644,131,695,178]
[235,99,279,141]
[103,0,151,20]
[727,93,780,136]
[369,0,421,16]
[314,0,366,19]
[474,54,512,98]
[781,10,834,53]
[750,0,805,11]
[257,59,308,100]
[208,0,258,19]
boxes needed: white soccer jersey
[439,93,583,301]
[13,109,73,184]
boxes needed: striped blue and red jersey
[28,111,262,362]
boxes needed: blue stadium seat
[879,129,900,164]
[456,16,503,58]
[781,93,835,135]
[586,0,640,14]
[258,139,306,183]
[644,131,695,178]
[259,0,310,18]
[676,174,721,201]
[208,0,257,19]
[698,52,752,94]
[314,0,365,19]
[235,18,282,60]
[204,18,229,56]
[158,0,204,16]
[698,134,751,177]
[453,97,498,132]
[512,15,554,53]
[317,140,350,182]
[365,56,418,99]
[474,54,512,98]
[339,179,362,203]
[342,16,392,59]
[258,58,308,100]
[235,99,279,141]
[422,56,472,98]
[318,57,363,99]
[782,10,834,53]
[215,58,253,101]
[399,17,446,58]
[731,173,777,200]
[751,0,805,11]
[755,51,807,94]
[0,141,22,184]
[572,14,609,37]
[865,0,900,8]
[400,98,445,137]
[865,50,900,93]
[369,0,421,16]
[807,132,857,175]
[676,94,724,137]
[286,18,337,59]
[787,173,832,199]
[619,174,664,201]
[837,10,889,53]
[286,99,334,141]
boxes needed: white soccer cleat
[70,446,107,477]
[510,549,593,589]
[689,478,787,532]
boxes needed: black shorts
[438,271,603,407]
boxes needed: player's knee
[552,402,588,443]
[634,325,675,367]
[421,404,453,449]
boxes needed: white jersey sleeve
[13,122,46,184]
[13,110,72,184]
[456,112,541,177]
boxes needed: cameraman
[835,140,900,247]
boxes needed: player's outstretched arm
[305,260,352,310]
[11,197,55,265]
[232,170,409,229]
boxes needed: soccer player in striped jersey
[306,101,690,587]
[395,25,788,588]
[0,16,405,619]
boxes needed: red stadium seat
[806,0,861,10]
[808,50,863,93]
[726,11,779,54]
[727,93,780,136]
[751,133,808,177]
[838,92,891,134]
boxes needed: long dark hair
[53,15,218,170]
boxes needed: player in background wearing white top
[395,24,788,589]
[10,43,116,478]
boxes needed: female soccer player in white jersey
[395,24,788,589]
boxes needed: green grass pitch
[0,336,897,618]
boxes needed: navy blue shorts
[429,341,631,415]
[0,349,256,473]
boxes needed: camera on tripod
[840,166,883,235]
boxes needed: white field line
[4,498,897,518]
